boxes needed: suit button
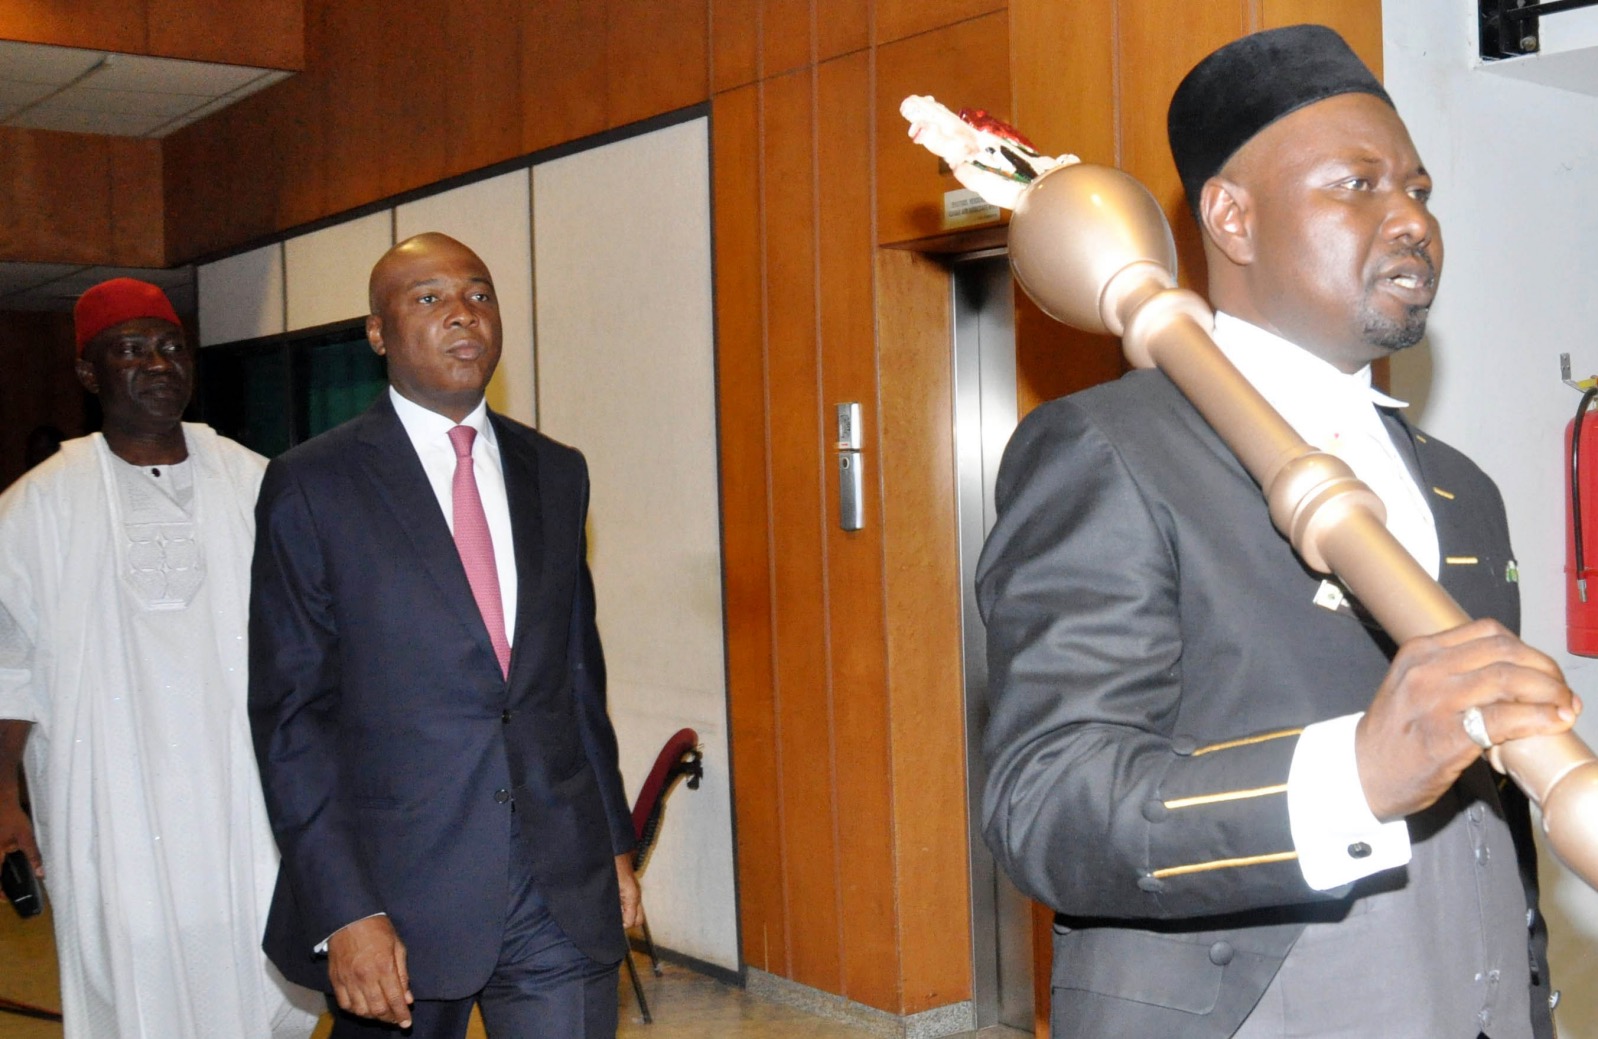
[1142,799,1170,823]
[502,710,512,724]
[1347,842,1372,859]
[1136,875,1164,894]
[494,789,511,804]
[1208,941,1234,966]
[1171,736,1199,756]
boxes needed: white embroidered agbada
[0,425,319,1039]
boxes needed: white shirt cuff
[1287,712,1410,891]
[314,912,387,954]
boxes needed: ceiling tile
[59,85,208,118]
[0,40,104,84]
[89,52,270,96]
[0,79,57,110]
[0,264,197,313]
[0,262,85,299]
[9,103,170,137]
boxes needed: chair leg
[625,948,652,1024]
[642,918,662,977]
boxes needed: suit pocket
[1053,927,1223,1015]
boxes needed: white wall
[1384,8,1598,1033]
[197,242,284,346]
[531,117,740,972]
[283,211,392,331]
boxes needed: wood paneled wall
[0,0,304,69]
[0,128,164,266]
[0,312,88,490]
[163,0,709,263]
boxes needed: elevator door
[953,253,1035,1032]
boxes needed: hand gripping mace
[1006,161,1598,887]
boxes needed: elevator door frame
[952,250,1034,1032]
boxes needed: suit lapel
[355,394,501,665]
[491,412,544,678]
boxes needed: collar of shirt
[1209,312,1439,579]
[1210,312,1408,430]
[388,387,499,462]
[385,386,518,643]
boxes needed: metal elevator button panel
[494,789,511,804]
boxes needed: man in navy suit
[249,232,641,1037]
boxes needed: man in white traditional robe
[0,278,320,1039]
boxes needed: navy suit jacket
[248,392,635,998]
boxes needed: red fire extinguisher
[1567,386,1598,654]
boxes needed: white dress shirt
[389,387,519,641]
[1210,312,1435,890]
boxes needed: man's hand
[1357,618,1580,821]
[616,853,644,930]
[0,721,41,880]
[327,915,412,1028]
[0,797,42,881]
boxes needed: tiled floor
[1,904,1025,1039]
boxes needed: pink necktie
[448,425,511,677]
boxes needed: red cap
[73,278,182,355]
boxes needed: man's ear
[1200,177,1255,266]
[74,356,98,395]
[366,314,385,356]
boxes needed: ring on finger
[1462,704,1494,751]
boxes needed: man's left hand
[616,853,644,929]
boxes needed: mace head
[1008,163,1180,336]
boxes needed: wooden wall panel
[319,0,437,211]
[1011,0,1116,168]
[0,312,85,492]
[1014,291,1126,417]
[874,0,1003,48]
[444,0,523,178]
[607,0,710,129]
[0,0,301,69]
[712,85,790,978]
[147,0,303,69]
[875,11,1011,246]
[0,0,144,53]
[0,128,162,266]
[163,95,275,262]
[761,65,843,996]
[762,0,812,78]
[712,0,761,92]
[876,247,972,1013]
[1119,4,1248,294]
[108,137,165,266]
[815,0,868,62]
[523,0,608,155]
[816,50,902,1013]
[1263,0,1383,77]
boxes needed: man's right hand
[327,915,413,1028]
[1357,617,1580,822]
[0,797,42,880]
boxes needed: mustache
[1384,245,1437,279]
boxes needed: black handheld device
[1,849,42,918]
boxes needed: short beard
[1360,302,1430,354]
